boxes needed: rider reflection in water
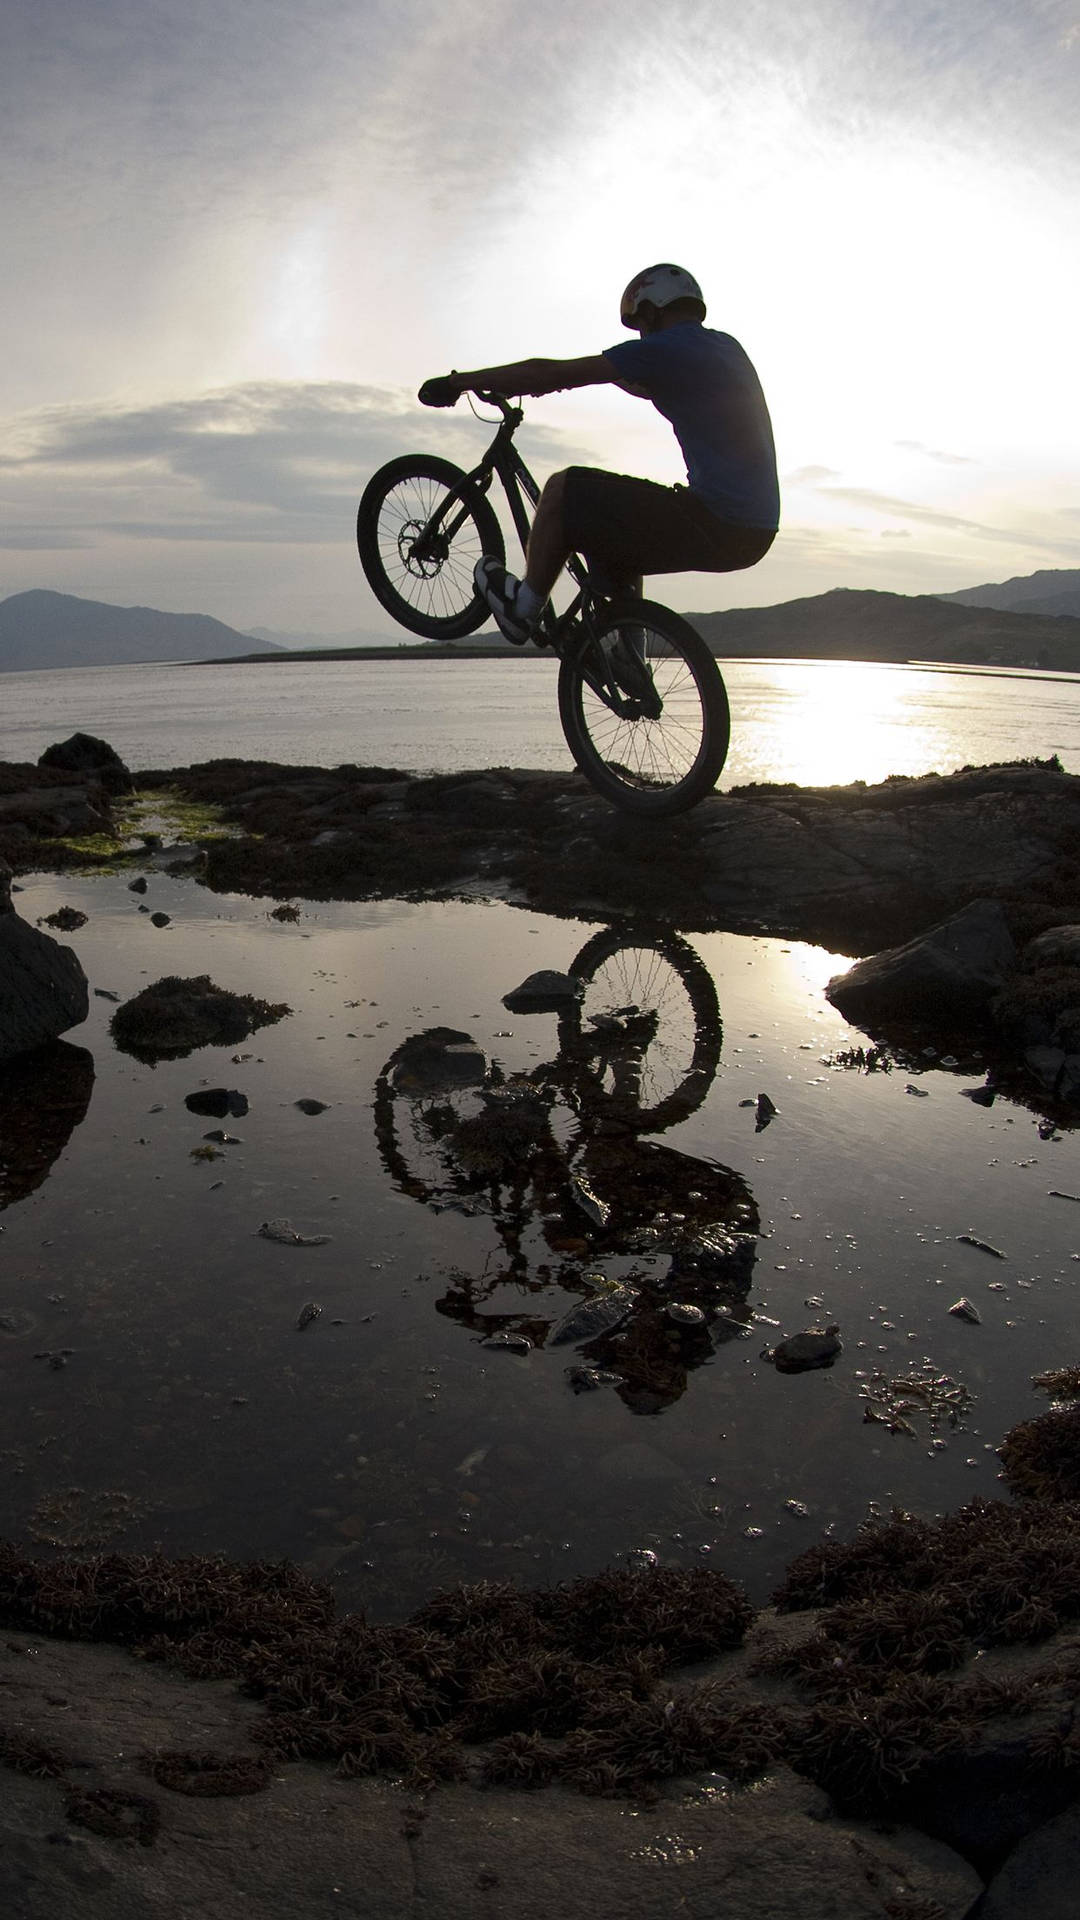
[420,264,779,646]
[372,931,760,1414]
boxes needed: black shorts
[561,465,775,590]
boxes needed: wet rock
[957,1233,1005,1257]
[979,1802,1080,1919]
[294,1098,328,1115]
[502,969,582,1013]
[295,1302,322,1330]
[0,860,90,1064]
[765,1325,843,1373]
[567,1169,610,1228]
[566,1365,621,1391]
[827,897,1017,1025]
[39,907,87,931]
[259,1220,332,1247]
[0,1308,36,1336]
[668,1225,758,1290]
[1023,924,1080,968]
[111,976,289,1062]
[549,1284,637,1347]
[38,732,133,795]
[482,1330,532,1354]
[949,1297,982,1324]
[388,1027,487,1093]
[665,1302,707,1327]
[185,1088,249,1118]
[755,1092,778,1130]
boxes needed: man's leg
[474,469,572,643]
[522,469,571,599]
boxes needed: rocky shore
[4,735,1080,1916]
[3,737,1080,1111]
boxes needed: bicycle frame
[416,393,656,715]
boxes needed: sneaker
[474,557,536,645]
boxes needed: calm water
[2,871,1078,1617]
[2,658,1079,1614]
[0,654,1078,787]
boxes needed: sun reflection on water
[725,659,967,789]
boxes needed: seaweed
[999,1406,1080,1501]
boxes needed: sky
[1,0,1079,637]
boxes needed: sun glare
[726,659,952,788]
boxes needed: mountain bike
[355,392,731,815]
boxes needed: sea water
[0,655,1078,787]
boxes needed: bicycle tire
[557,926,722,1131]
[357,454,505,639]
[557,599,729,814]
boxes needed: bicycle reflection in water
[373,930,760,1414]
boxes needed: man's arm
[449,353,618,399]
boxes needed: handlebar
[418,379,521,427]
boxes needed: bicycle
[355,391,731,815]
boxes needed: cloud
[895,439,974,466]
[0,380,581,549]
[784,464,842,485]
[819,484,1080,556]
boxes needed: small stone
[949,1297,982,1324]
[665,1302,706,1326]
[294,1098,329,1115]
[150,912,170,928]
[502,970,582,1012]
[626,1548,658,1571]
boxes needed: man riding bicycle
[421,263,779,646]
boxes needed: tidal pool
[2,866,1078,1618]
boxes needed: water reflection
[0,1041,95,1211]
[731,659,954,788]
[374,929,758,1412]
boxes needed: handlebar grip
[418,375,460,408]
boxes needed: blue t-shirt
[602,324,779,529]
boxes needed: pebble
[949,1297,982,1324]
[259,1220,332,1246]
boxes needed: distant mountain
[690,587,1080,671]
[0,590,282,672]
[938,568,1080,620]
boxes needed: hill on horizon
[0,590,281,672]
[937,568,1080,620]
[689,586,1080,672]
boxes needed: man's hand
[418,374,461,408]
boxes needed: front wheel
[356,455,505,639]
[557,600,730,814]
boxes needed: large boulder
[0,862,89,1064]
[37,732,132,795]
[827,898,1017,1026]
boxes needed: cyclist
[420,264,778,645]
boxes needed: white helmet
[620,263,706,328]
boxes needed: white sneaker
[474,558,536,645]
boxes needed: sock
[515,580,544,622]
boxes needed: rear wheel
[557,599,729,814]
[356,455,505,638]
